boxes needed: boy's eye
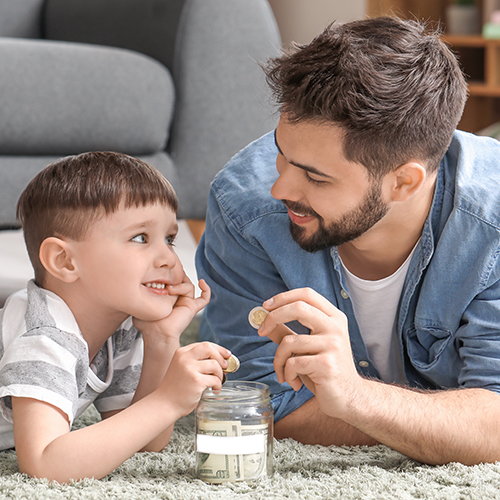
[165,235,176,246]
[131,234,147,244]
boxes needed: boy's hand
[159,341,231,417]
[257,287,360,420]
[133,276,210,343]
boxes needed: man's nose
[271,159,302,202]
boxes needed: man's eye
[131,234,147,244]
[304,171,327,185]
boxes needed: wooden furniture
[367,0,500,132]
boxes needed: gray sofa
[0,0,280,231]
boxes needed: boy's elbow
[18,456,104,484]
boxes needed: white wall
[268,0,366,46]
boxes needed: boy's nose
[154,243,178,268]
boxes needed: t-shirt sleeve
[0,325,89,425]
[92,323,144,414]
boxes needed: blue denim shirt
[196,130,500,421]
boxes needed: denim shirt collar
[328,161,447,381]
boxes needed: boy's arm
[101,277,210,452]
[100,335,179,452]
[13,341,230,483]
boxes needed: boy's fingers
[198,278,210,291]
[195,341,232,364]
[168,282,194,297]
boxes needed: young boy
[0,151,231,483]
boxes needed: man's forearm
[276,383,500,465]
[343,381,500,465]
[274,396,377,447]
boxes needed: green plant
[454,0,475,5]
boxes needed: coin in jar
[223,354,240,373]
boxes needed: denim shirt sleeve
[196,192,315,421]
[402,131,500,394]
[459,274,500,392]
[195,135,315,421]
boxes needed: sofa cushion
[44,0,186,74]
[0,38,174,156]
[0,151,178,227]
[0,0,45,38]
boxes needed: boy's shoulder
[1,280,83,344]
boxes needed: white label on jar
[197,433,266,455]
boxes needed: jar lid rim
[200,381,270,403]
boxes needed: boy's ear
[387,162,427,202]
[39,237,79,283]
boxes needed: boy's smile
[68,202,185,330]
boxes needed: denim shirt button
[358,361,370,368]
[340,289,349,299]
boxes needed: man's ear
[39,237,79,283]
[387,162,427,202]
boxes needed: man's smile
[283,200,319,226]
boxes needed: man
[195,16,500,465]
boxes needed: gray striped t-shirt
[0,280,143,450]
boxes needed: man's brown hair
[16,151,178,284]
[265,16,468,177]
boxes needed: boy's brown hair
[265,16,468,177]
[16,151,178,285]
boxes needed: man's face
[70,202,185,324]
[271,117,389,252]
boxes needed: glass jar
[195,381,273,483]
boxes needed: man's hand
[257,287,361,419]
[133,275,210,345]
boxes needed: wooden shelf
[367,1,500,132]
[442,35,500,130]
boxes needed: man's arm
[341,381,500,465]
[275,379,500,465]
[260,287,500,465]
[274,396,377,447]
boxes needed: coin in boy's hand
[223,354,240,374]
[248,306,268,329]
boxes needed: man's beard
[285,180,389,253]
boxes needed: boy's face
[70,202,185,323]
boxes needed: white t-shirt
[340,247,418,384]
[0,280,144,450]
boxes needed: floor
[0,220,199,307]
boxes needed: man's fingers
[264,287,339,316]
[273,334,326,383]
[259,301,346,337]
[257,322,296,344]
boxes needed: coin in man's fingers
[248,306,268,329]
[223,354,240,374]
